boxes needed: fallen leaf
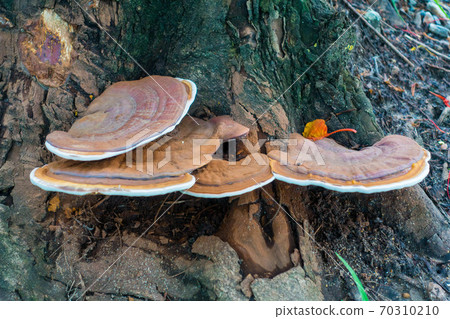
[303,119,357,141]
[48,195,60,213]
[384,77,405,92]
[64,207,82,219]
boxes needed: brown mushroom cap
[30,165,194,196]
[268,134,430,193]
[145,115,250,175]
[183,154,275,198]
[45,76,197,161]
[30,116,249,196]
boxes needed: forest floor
[40,0,449,301]
[316,0,450,301]
[346,0,449,213]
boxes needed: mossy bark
[117,0,383,145]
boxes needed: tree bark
[0,0,448,300]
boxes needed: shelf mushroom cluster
[30,75,273,197]
[30,75,431,198]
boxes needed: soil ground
[348,0,449,212]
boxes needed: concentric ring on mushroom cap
[45,76,197,161]
[183,154,275,198]
[268,134,430,194]
[30,166,195,196]
[31,116,250,196]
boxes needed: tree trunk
[0,0,448,300]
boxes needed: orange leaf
[303,119,357,141]
[303,119,328,140]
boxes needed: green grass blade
[335,252,369,301]
[390,0,406,23]
[433,0,450,19]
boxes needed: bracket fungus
[30,116,249,196]
[30,165,195,197]
[45,75,197,161]
[268,133,430,193]
[183,154,275,198]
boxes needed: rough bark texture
[0,0,448,300]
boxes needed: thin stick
[404,34,450,62]
[335,108,357,117]
[426,63,450,73]
[342,0,415,67]
[154,194,170,223]
[91,195,110,209]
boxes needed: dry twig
[343,0,415,67]
[404,35,450,62]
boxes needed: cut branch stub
[45,75,197,161]
[268,134,430,193]
[19,9,75,87]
